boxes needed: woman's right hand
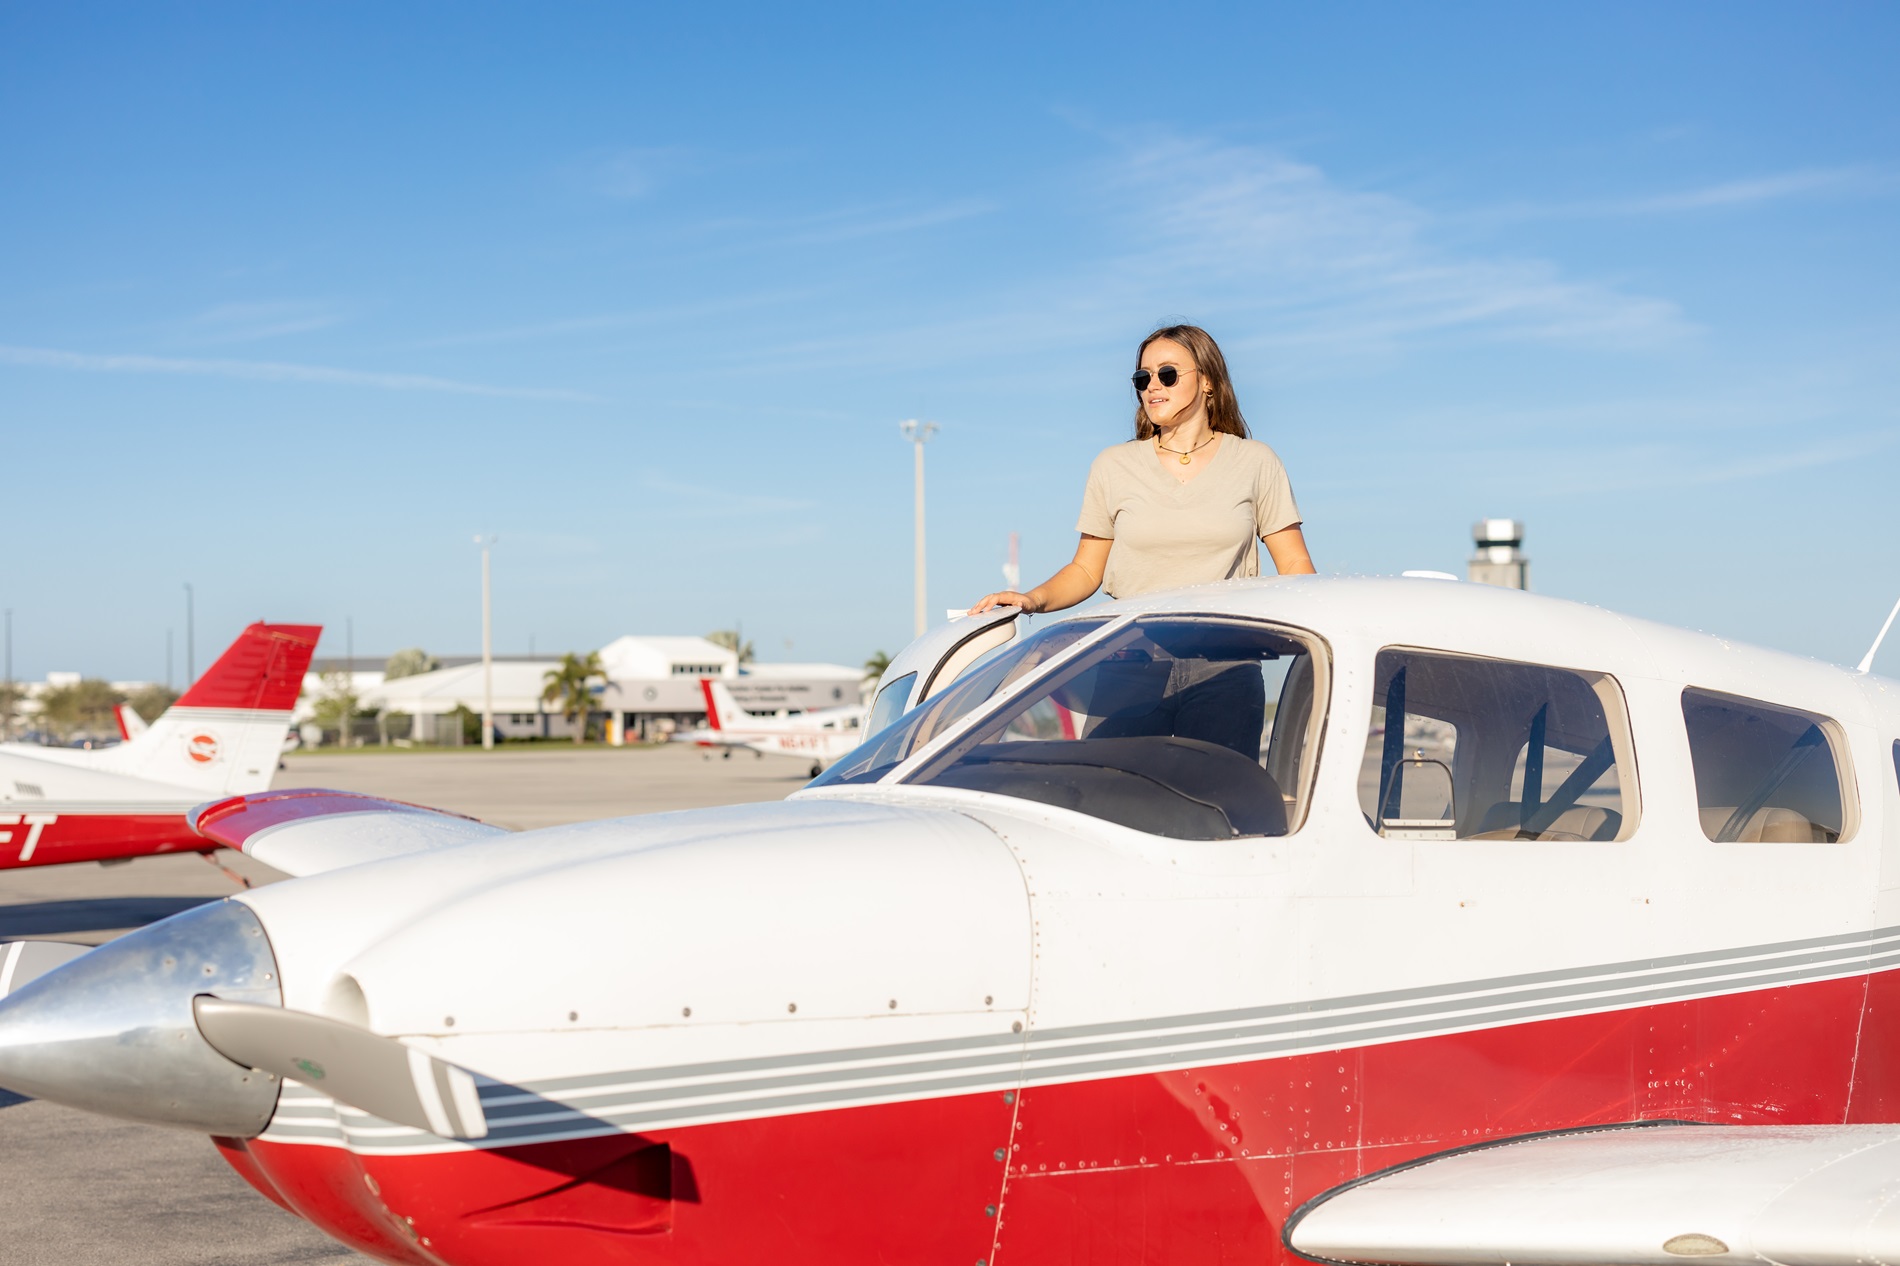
[970,590,1041,615]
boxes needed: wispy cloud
[639,474,814,516]
[1513,430,1896,496]
[592,146,699,200]
[716,134,1695,379]
[778,199,997,245]
[1473,166,1889,224]
[1106,138,1691,357]
[171,300,346,344]
[679,197,999,254]
[408,287,823,350]
[0,344,596,401]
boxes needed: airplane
[113,701,150,742]
[0,622,320,869]
[3,576,1900,1265]
[672,676,866,777]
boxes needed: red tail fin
[177,624,322,711]
[700,678,723,731]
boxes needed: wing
[1287,1122,1900,1266]
[189,788,507,877]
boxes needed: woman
[972,324,1315,616]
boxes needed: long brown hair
[1132,324,1249,440]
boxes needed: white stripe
[408,1046,454,1137]
[0,943,23,997]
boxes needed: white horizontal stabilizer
[188,788,506,878]
[1288,1122,1900,1266]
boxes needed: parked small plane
[4,578,1900,1265]
[113,702,149,742]
[672,677,865,776]
[0,622,320,868]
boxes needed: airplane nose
[0,898,284,1136]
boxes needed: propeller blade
[193,997,487,1140]
[0,941,91,999]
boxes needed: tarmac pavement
[0,744,814,1263]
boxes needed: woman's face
[1138,338,1208,430]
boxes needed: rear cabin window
[1358,649,1637,842]
[1681,689,1849,842]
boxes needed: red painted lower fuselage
[212,972,1900,1266]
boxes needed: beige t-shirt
[1076,436,1301,599]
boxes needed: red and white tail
[699,678,754,732]
[113,703,149,741]
[103,623,321,796]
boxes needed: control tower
[1467,518,1529,590]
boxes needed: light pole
[899,420,938,636]
[3,608,11,742]
[475,536,497,750]
[183,583,195,685]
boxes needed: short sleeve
[1252,445,1302,539]
[1076,454,1116,538]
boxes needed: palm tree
[543,652,606,745]
[863,650,892,682]
[706,630,755,664]
[383,647,439,680]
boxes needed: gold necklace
[1155,431,1217,465]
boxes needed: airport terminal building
[311,635,864,745]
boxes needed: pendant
[1180,454,1191,465]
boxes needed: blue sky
[3,3,1897,681]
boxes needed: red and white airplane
[673,677,865,777]
[4,578,1900,1264]
[0,622,320,868]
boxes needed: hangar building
[333,635,863,745]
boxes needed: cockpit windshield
[814,618,1110,787]
[815,616,1328,841]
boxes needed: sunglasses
[1131,366,1195,391]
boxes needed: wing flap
[1288,1123,1900,1266]
[189,788,506,877]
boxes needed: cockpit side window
[864,673,918,739]
[1681,689,1851,842]
[1357,649,1638,842]
[899,618,1330,840]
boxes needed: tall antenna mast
[899,420,938,636]
[1856,594,1900,674]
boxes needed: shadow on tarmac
[0,897,214,938]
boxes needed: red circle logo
[187,733,220,763]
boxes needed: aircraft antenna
[1856,594,1900,674]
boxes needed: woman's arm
[971,535,1112,614]
[1264,525,1317,575]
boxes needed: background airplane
[0,622,320,868]
[112,702,148,742]
[672,676,865,777]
